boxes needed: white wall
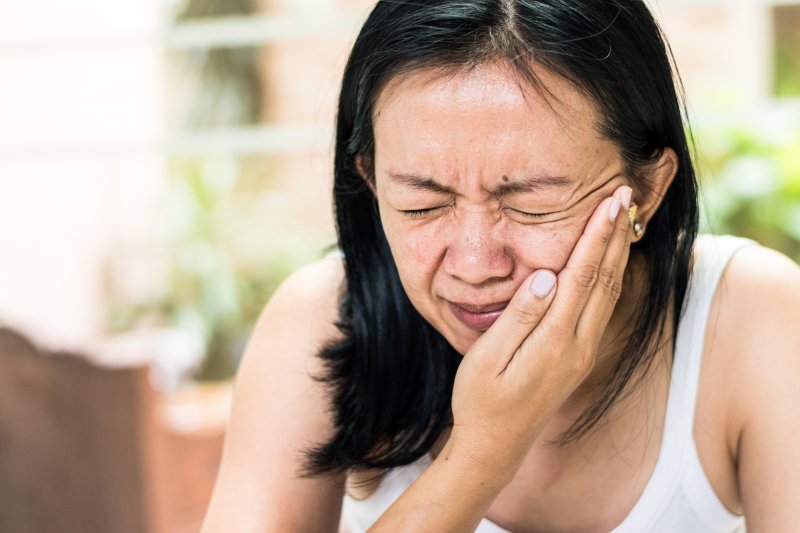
[0,0,788,350]
[0,0,165,348]
[656,0,772,112]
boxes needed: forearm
[368,434,517,532]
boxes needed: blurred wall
[658,2,772,109]
[0,1,165,348]
[0,0,797,355]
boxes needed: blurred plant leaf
[697,119,800,264]
[107,156,332,381]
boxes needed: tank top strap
[612,234,758,532]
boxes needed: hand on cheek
[448,184,634,471]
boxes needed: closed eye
[401,206,558,219]
[400,206,448,218]
[505,207,556,219]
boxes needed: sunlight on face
[370,61,632,354]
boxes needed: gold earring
[627,204,637,223]
[628,204,638,225]
[628,203,645,239]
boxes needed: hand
[448,185,634,472]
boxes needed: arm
[368,428,518,532]
[729,247,800,530]
[201,257,348,533]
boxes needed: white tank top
[341,234,754,532]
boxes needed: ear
[354,154,377,196]
[631,148,678,243]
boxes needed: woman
[201,1,800,532]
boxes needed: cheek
[381,218,444,290]
[382,209,589,285]
[506,222,584,272]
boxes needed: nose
[442,211,513,286]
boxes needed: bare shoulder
[709,240,800,371]
[240,254,347,397]
[712,241,800,343]
[264,253,346,342]
[709,243,800,525]
[707,240,800,447]
[201,255,347,533]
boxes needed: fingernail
[608,198,621,222]
[621,187,632,211]
[530,270,556,297]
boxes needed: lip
[448,300,509,331]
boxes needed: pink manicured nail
[621,187,632,211]
[608,198,621,222]
[530,270,556,298]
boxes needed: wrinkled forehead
[369,60,621,194]
[372,60,602,139]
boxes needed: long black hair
[299,0,699,478]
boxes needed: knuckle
[511,300,543,327]
[574,264,599,290]
[550,337,596,379]
[574,348,596,376]
[598,265,617,290]
[596,228,612,246]
[609,279,623,302]
[566,340,596,374]
[616,219,629,238]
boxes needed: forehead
[372,61,618,186]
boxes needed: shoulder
[704,238,800,451]
[250,254,346,356]
[719,237,800,366]
[247,254,347,369]
[709,238,800,347]
[266,253,345,329]
[711,240,800,393]
[202,255,349,531]
[243,253,347,392]
[708,241,800,523]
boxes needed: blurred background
[0,1,798,532]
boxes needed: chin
[443,329,480,356]
[414,300,481,355]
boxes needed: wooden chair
[0,327,228,533]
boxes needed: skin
[199,59,800,533]
[358,61,675,413]
[356,60,800,531]
[353,61,679,531]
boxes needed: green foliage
[696,118,800,264]
[774,43,800,98]
[772,5,800,99]
[106,157,332,381]
[175,0,257,19]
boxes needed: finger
[576,186,634,340]
[466,268,558,372]
[543,192,622,334]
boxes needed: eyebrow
[387,172,454,194]
[491,174,573,197]
[386,171,572,197]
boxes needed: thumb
[465,269,558,371]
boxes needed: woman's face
[367,61,633,355]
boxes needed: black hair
[299,0,698,478]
